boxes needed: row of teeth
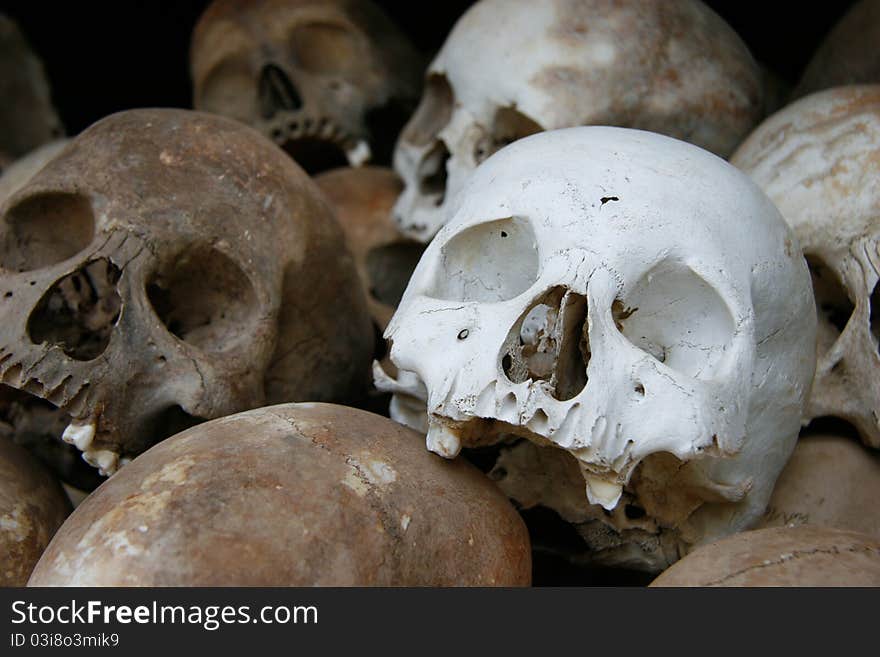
[427,372,628,510]
[61,420,129,477]
[263,114,372,166]
[376,363,626,511]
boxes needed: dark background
[0,0,860,136]
[0,0,864,586]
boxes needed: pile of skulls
[3,0,880,588]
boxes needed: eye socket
[290,23,359,75]
[806,254,855,356]
[147,246,259,353]
[618,262,735,380]
[0,192,95,272]
[428,217,539,303]
[365,241,425,308]
[196,58,259,122]
[474,107,543,165]
[401,74,453,147]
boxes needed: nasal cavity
[27,258,122,361]
[501,286,589,401]
[259,63,303,119]
[417,141,450,206]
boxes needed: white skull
[377,127,816,568]
[731,85,880,448]
[392,0,764,243]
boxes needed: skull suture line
[732,85,880,448]
[377,127,816,568]
[190,0,423,174]
[393,0,765,243]
[0,109,373,485]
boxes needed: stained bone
[392,0,765,242]
[731,85,880,448]
[378,126,816,569]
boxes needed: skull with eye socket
[0,109,373,489]
[732,85,880,449]
[190,0,423,175]
[392,0,765,243]
[376,127,817,570]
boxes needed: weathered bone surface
[757,433,880,537]
[28,403,532,586]
[377,126,816,570]
[0,437,70,586]
[793,0,880,99]
[315,166,423,333]
[0,109,373,484]
[0,15,64,170]
[191,0,423,174]
[731,86,880,448]
[393,0,764,243]
[650,526,880,586]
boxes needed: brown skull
[0,109,373,486]
[0,15,64,170]
[190,0,424,174]
[314,166,423,334]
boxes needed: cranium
[393,0,764,243]
[0,15,64,169]
[0,109,373,487]
[190,0,423,174]
[731,85,880,447]
[793,0,880,99]
[377,127,816,569]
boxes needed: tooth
[61,420,97,451]
[583,473,623,510]
[82,448,119,477]
[426,422,461,459]
[345,140,371,167]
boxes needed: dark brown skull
[190,0,424,174]
[0,109,373,486]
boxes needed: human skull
[393,0,764,243]
[731,86,880,447]
[793,0,880,99]
[377,127,816,569]
[0,15,64,169]
[0,109,373,485]
[190,0,423,174]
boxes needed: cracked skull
[0,109,373,486]
[732,85,880,448]
[190,0,423,174]
[393,0,764,243]
[376,127,816,569]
